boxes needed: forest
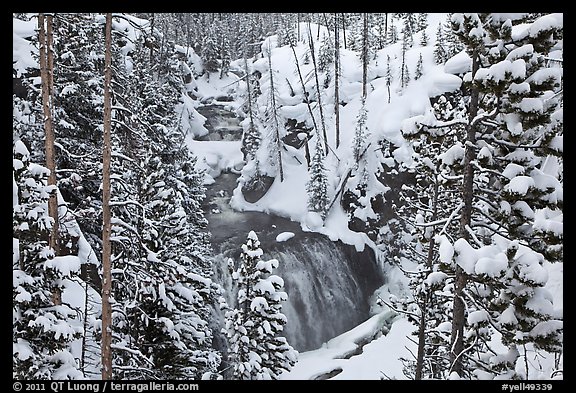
[13,12,563,381]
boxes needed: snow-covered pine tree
[306,134,329,219]
[400,25,411,90]
[401,13,563,379]
[201,26,220,77]
[101,19,220,379]
[346,14,361,51]
[341,96,389,241]
[415,53,424,80]
[219,21,231,79]
[387,20,398,45]
[50,14,106,268]
[443,13,463,58]
[402,62,411,90]
[401,15,414,49]
[240,58,262,162]
[416,13,428,32]
[420,30,429,47]
[317,32,333,73]
[224,231,297,380]
[433,23,448,65]
[373,13,388,50]
[13,140,83,380]
[397,92,469,379]
[385,54,393,85]
[352,97,369,166]
[447,12,563,378]
[261,41,284,182]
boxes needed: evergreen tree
[202,26,220,76]
[317,33,333,73]
[387,20,398,45]
[416,13,428,32]
[346,14,362,51]
[433,23,448,64]
[352,98,369,166]
[402,62,411,89]
[402,15,414,48]
[400,22,411,89]
[306,135,329,219]
[398,13,563,379]
[385,54,393,86]
[261,42,284,181]
[449,13,563,378]
[415,53,424,80]
[374,13,387,50]
[444,13,463,58]
[420,29,429,47]
[100,18,221,379]
[13,140,83,380]
[397,93,468,379]
[224,231,297,380]
[219,22,231,79]
[240,60,262,162]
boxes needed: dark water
[204,172,384,351]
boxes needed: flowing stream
[200,105,385,352]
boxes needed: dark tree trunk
[101,12,113,381]
[450,49,480,378]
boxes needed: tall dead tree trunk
[362,13,369,99]
[341,13,347,50]
[149,13,155,62]
[450,48,480,378]
[266,43,284,182]
[38,14,58,255]
[334,13,340,148]
[39,13,61,305]
[415,180,439,380]
[307,23,329,156]
[101,12,113,381]
[290,44,316,167]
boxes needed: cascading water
[205,172,384,352]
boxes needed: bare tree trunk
[297,13,301,41]
[39,13,61,305]
[341,13,347,50]
[38,14,58,254]
[149,13,155,62]
[290,44,317,168]
[334,13,340,148]
[307,23,328,156]
[101,12,113,381]
[384,13,388,43]
[450,49,479,378]
[415,180,439,379]
[322,13,331,39]
[244,58,255,133]
[266,44,284,182]
[362,13,369,99]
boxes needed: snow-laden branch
[471,106,499,128]
[479,134,543,149]
[376,294,419,320]
[109,199,146,211]
[439,202,464,237]
[464,224,484,248]
[419,118,469,130]
[414,216,459,228]
[54,141,97,159]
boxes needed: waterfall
[206,173,384,352]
